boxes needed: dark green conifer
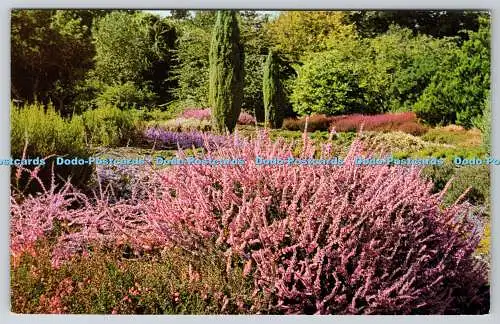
[209,10,244,134]
[263,50,283,128]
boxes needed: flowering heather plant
[10,131,489,314]
[144,131,488,314]
[330,112,427,135]
[143,128,228,150]
[182,108,212,120]
[237,111,256,125]
[181,108,256,125]
[157,118,212,132]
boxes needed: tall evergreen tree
[263,50,283,128]
[209,10,244,134]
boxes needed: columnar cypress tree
[209,10,244,134]
[263,50,283,128]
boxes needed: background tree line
[11,9,490,127]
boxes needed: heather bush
[10,102,92,192]
[10,131,489,314]
[182,108,256,125]
[182,108,212,120]
[282,115,332,132]
[82,105,140,147]
[443,165,490,210]
[329,112,426,135]
[11,240,259,314]
[358,131,436,155]
[95,81,157,110]
[145,132,488,314]
[283,113,426,135]
[143,128,229,150]
[155,118,212,132]
[421,126,483,147]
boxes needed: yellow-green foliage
[154,118,212,132]
[476,222,490,256]
[359,131,438,155]
[11,102,87,158]
[421,126,483,147]
[82,105,139,147]
[11,240,259,314]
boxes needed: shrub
[146,132,488,314]
[282,115,333,132]
[291,50,368,116]
[330,112,426,135]
[473,98,491,153]
[443,165,490,209]
[209,10,244,133]
[82,105,139,147]
[10,102,91,192]
[283,113,426,135]
[237,111,256,125]
[10,131,489,314]
[155,118,212,132]
[414,17,490,127]
[421,126,482,147]
[182,108,212,120]
[143,128,228,150]
[95,82,157,110]
[11,240,258,314]
[181,108,256,125]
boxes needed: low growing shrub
[181,108,256,125]
[154,118,212,132]
[146,132,489,314]
[10,102,92,193]
[82,105,140,147]
[10,131,489,314]
[282,115,332,132]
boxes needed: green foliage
[11,10,95,115]
[10,102,92,192]
[415,17,490,127]
[263,51,284,128]
[172,11,271,119]
[422,162,490,211]
[92,12,153,84]
[11,102,87,158]
[82,105,139,147]
[209,11,244,134]
[96,82,157,110]
[170,12,215,107]
[11,241,258,314]
[443,165,490,208]
[291,26,458,117]
[473,98,491,153]
[290,44,369,116]
[265,11,356,62]
[344,10,484,39]
[240,13,272,121]
[367,27,458,112]
[92,11,177,107]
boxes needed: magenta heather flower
[145,132,488,314]
[10,131,489,314]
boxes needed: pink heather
[182,108,256,125]
[10,130,488,314]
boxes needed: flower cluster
[10,131,489,314]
